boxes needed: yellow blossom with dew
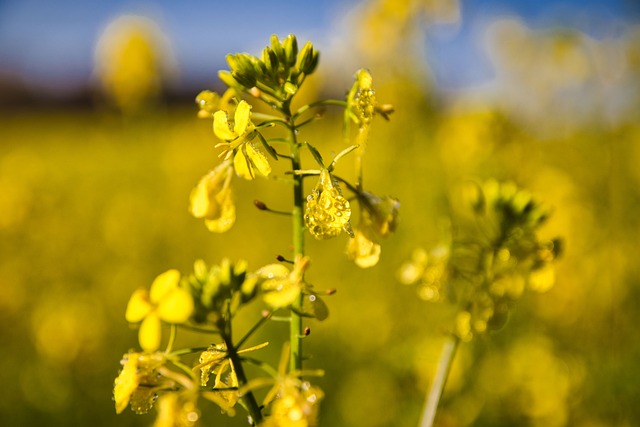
[304,169,352,239]
[114,351,165,414]
[189,159,235,233]
[126,270,194,351]
[348,69,377,128]
[212,100,271,180]
[193,341,268,414]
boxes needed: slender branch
[293,99,348,120]
[419,335,460,427]
[287,112,305,374]
[236,311,273,350]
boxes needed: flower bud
[270,34,286,64]
[283,34,298,67]
[297,41,319,75]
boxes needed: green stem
[419,334,460,427]
[222,332,263,425]
[288,112,305,373]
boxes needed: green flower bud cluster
[188,258,258,328]
[219,34,319,106]
[401,180,561,341]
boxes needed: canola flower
[347,191,400,268]
[305,169,353,239]
[114,351,166,414]
[189,159,235,233]
[213,100,272,180]
[125,269,194,351]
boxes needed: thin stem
[165,324,177,354]
[236,311,273,350]
[420,335,460,427]
[223,332,263,425]
[293,99,348,119]
[287,112,305,374]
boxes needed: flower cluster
[221,34,319,106]
[400,180,561,341]
[115,33,396,426]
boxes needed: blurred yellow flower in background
[94,15,176,113]
[189,159,236,233]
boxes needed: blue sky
[0,0,637,98]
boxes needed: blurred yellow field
[2,2,640,426]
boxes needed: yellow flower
[126,270,194,351]
[346,228,381,269]
[346,192,399,268]
[189,160,235,233]
[212,100,271,180]
[255,344,324,427]
[258,255,310,309]
[114,351,165,414]
[153,391,200,427]
[304,169,352,239]
[233,142,272,180]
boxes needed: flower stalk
[288,115,305,373]
[419,334,460,427]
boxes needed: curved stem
[419,335,460,427]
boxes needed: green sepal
[304,141,325,167]
[328,144,359,172]
[255,132,279,160]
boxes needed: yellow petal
[233,149,253,180]
[346,229,381,268]
[263,279,301,308]
[233,145,271,180]
[114,353,140,414]
[149,269,181,304]
[204,181,235,233]
[256,264,290,279]
[188,175,210,219]
[356,69,373,90]
[125,289,152,323]
[213,110,236,141]
[233,100,252,136]
[204,197,235,232]
[245,144,271,177]
[189,161,233,220]
[139,312,162,352]
[157,287,194,324]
